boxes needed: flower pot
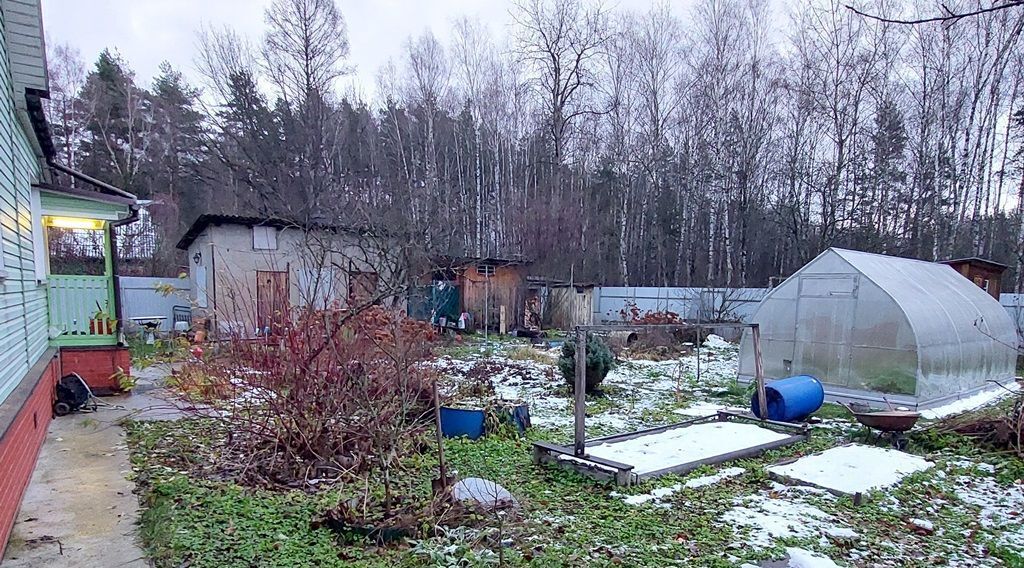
[89,318,118,335]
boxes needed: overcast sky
[40,0,745,102]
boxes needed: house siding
[1,0,46,98]
[0,3,47,408]
[0,1,56,559]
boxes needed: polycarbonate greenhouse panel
[739,248,1018,407]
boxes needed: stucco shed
[738,248,1018,408]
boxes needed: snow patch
[920,381,1021,419]
[785,547,842,568]
[611,467,745,506]
[722,492,850,548]
[671,401,745,417]
[767,444,933,495]
[588,422,791,476]
[702,334,735,350]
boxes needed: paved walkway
[2,364,183,568]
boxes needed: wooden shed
[437,257,531,333]
[940,257,1007,300]
[547,283,595,330]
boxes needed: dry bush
[174,306,438,501]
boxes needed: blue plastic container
[510,403,531,432]
[750,375,824,422]
[440,407,486,439]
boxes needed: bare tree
[262,0,350,103]
[45,43,90,172]
[513,0,610,175]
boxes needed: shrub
[172,306,438,507]
[558,335,615,393]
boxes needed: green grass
[125,394,1024,567]
[128,336,191,369]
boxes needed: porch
[39,187,133,348]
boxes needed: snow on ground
[767,444,933,495]
[671,401,745,417]
[433,334,745,434]
[702,334,734,350]
[610,467,746,506]
[721,489,849,549]
[920,381,1021,419]
[784,547,843,568]
[954,471,1024,551]
[588,422,791,476]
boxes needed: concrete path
[2,364,184,568]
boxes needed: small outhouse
[738,248,1018,408]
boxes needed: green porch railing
[47,274,118,346]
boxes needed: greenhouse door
[793,275,859,386]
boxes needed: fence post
[574,327,587,456]
[752,323,768,420]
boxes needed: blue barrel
[750,375,824,422]
[440,407,486,439]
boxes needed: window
[252,226,278,250]
[46,222,106,276]
[476,264,495,277]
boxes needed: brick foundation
[59,346,131,395]
[0,350,60,558]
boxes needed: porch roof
[36,184,135,220]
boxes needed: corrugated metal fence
[1003,294,1024,340]
[118,276,191,332]
[592,287,767,323]
[592,287,1022,339]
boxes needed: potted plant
[89,301,118,335]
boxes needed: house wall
[0,4,54,558]
[188,224,400,335]
[0,349,57,559]
[0,4,47,408]
[0,0,46,99]
[459,264,527,331]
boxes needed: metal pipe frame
[570,322,767,456]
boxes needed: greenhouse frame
[738,248,1019,408]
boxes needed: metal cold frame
[532,323,809,485]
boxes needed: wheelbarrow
[846,406,921,450]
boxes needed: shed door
[256,270,289,333]
[794,275,859,386]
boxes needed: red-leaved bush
[175,306,437,498]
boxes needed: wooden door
[256,270,289,333]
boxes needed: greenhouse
[738,248,1018,408]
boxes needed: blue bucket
[440,407,486,439]
[751,375,824,422]
[510,403,531,433]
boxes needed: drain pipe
[48,161,138,200]
[108,206,140,337]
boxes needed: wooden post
[574,328,587,456]
[752,324,768,420]
[499,305,507,335]
[432,379,448,491]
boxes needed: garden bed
[126,334,1024,567]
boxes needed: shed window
[476,265,495,277]
[252,226,278,250]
